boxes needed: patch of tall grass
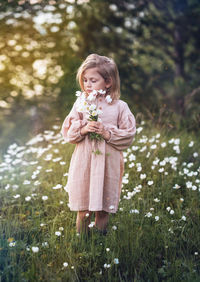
[0,122,199,281]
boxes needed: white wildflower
[130,209,139,214]
[13,194,20,199]
[89,104,96,111]
[140,146,147,152]
[75,91,82,97]
[129,153,136,161]
[23,180,31,185]
[55,231,61,236]
[42,195,48,201]
[158,168,164,173]
[161,142,167,148]
[9,242,16,247]
[173,145,180,154]
[105,95,112,103]
[42,242,49,247]
[154,198,160,202]
[145,212,152,217]
[32,246,39,253]
[136,127,143,134]
[91,110,98,117]
[97,109,103,115]
[98,89,106,94]
[150,144,157,150]
[140,173,146,180]
[53,157,62,162]
[186,181,192,189]
[5,184,10,190]
[132,146,139,151]
[88,221,95,228]
[173,184,180,189]
[52,184,62,189]
[160,160,166,166]
[146,152,151,158]
[87,92,97,102]
[114,258,119,264]
[188,141,194,147]
[104,263,111,269]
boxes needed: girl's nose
[86,80,91,87]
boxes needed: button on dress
[60,95,136,213]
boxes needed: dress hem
[69,207,117,213]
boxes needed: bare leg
[76,210,92,234]
[95,211,109,232]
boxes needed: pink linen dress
[60,94,136,213]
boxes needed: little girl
[61,54,136,235]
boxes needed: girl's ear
[105,77,112,88]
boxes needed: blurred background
[0,0,200,156]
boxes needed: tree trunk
[174,25,185,78]
[174,24,186,115]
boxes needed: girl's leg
[76,210,92,233]
[95,211,109,231]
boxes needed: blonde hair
[76,53,120,100]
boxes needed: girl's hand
[81,121,110,141]
[80,121,99,135]
[95,122,111,141]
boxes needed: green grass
[0,122,200,281]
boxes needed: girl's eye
[83,79,97,83]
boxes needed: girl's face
[82,67,111,95]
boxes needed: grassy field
[0,120,200,281]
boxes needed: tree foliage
[0,0,200,153]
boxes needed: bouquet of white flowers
[87,103,103,141]
[75,89,112,141]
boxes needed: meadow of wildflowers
[0,121,200,281]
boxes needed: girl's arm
[61,101,87,144]
[105,102,136,151]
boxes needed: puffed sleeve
[60,99,87,144]
[105,102,136,151]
